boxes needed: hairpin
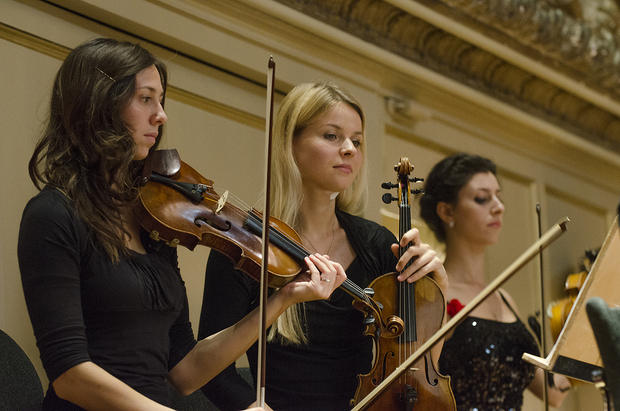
[96,67,116,83]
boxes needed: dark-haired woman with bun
[419,152,570,411]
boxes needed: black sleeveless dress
[439,294,540,411]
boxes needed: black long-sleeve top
[18,187,197,410]
[198,209,398,411]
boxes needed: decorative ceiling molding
[273,0,620,154]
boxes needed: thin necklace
[300,224,336,255]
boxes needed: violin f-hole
[195,217,232,232]
[423,355,439,387]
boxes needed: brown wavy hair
[28,38,168,261]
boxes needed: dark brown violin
[136,149,300,288]
[351,158,456,411]
[135,148,403,337]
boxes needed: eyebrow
[136,86,163,94]
[324,123,363,135]
[474,188,501,194]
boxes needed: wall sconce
[385,96,432,122]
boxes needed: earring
[448,220,454,228]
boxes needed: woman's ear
[436,201,453,225]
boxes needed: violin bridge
[215,190,229,214]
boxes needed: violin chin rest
[151,149,182,177]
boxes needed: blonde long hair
[268,82,368,344]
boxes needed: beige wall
[2,0,619,409]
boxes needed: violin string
[400,179,415,380]
[406,196,415,380]
[400,182,405,368]
[210,186,250,210]
[400,207,407,368]
[209,186,253,218]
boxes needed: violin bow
[256,56,276,407]
[351,217,569,410]
[536,204,550,411]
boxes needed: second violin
[351,158,456,411]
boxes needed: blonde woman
[198,82,447,411]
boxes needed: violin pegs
[411,189,425,195]
[381,182,398,189]
[382,193,398,204]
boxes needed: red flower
[447,299,465,317]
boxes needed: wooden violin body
[548,249,599,341]
[352,274,453,410]
[548,272,587,342]
[351,158,456,411]
[135,150,301,288]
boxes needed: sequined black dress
[438,294,539,411]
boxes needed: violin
[134,148,404,338]
[548,249,599,341]
[350,158,456,410]
[352,216,569,411]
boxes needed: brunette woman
[419,152,570,411]
[17,38,344,411]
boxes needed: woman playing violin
[17,38,344,411]
[198,82,448,410]
[419,152,570,411]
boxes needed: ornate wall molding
[273,0,620,154]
